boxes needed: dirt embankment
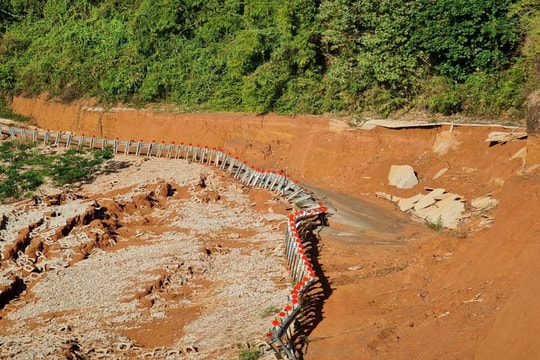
[9,96,540,359]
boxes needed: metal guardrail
[0,125,328,359]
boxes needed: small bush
[260,305,278,318]
[238,347,261,360]
[428,92,462,116]
[49,147,113,185]
[425,216,444,231]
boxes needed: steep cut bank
[12,96,539,195]
[10,96,540,359]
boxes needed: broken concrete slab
[376,192,398,202]
[376,185,494,231]
[416,196,465,229]
[437,192,461,201]
[471,194,499,211]
[398,193,424,212]
[388,165,418,189]
[485,131,528,145]
[414,188,446,211]
[359,119,442,130]
[472,215,495,231]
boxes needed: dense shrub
[0,0,534,119]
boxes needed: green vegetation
[0,0,538,120]
[238,347,261,360]
[0,97,30,122]
[425,216,444,231]
[260,305,278,318]
[0,140,113,201]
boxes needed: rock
[398,194,424,212]
[471,195,498,211]
[433,168,448,180]
[485,131,527,145]
[413,188,446,211]
[388,165,418,189]
[432,130,460,156]
[376,192,396,202]
[415,196,465,229]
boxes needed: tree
[411,0,521,81]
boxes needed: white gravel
[0,156,291,360]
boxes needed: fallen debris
[415,195,465,229]
[377,186,500,231]
[471,194,499,212]
[433,167,449,180]
[386,188,465,228]
[388,165,418,189]
[463,293,483,303]
[398,194,424,212]
[485,131,527,145]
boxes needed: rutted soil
[4,97,540,359]
[1,156,293,359]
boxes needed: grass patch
[0,140,113,202]
[238,347,262,360]
[424,216,444,231]
[260,305,278,318]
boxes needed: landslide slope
[8,97,540,359]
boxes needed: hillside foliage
[0,0,539,120]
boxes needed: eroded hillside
[2,98,540,359]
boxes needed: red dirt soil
[11,96,540,360]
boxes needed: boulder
[388,165,418,189]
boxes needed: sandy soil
[3,97,540,359]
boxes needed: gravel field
[0,155,291,359]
